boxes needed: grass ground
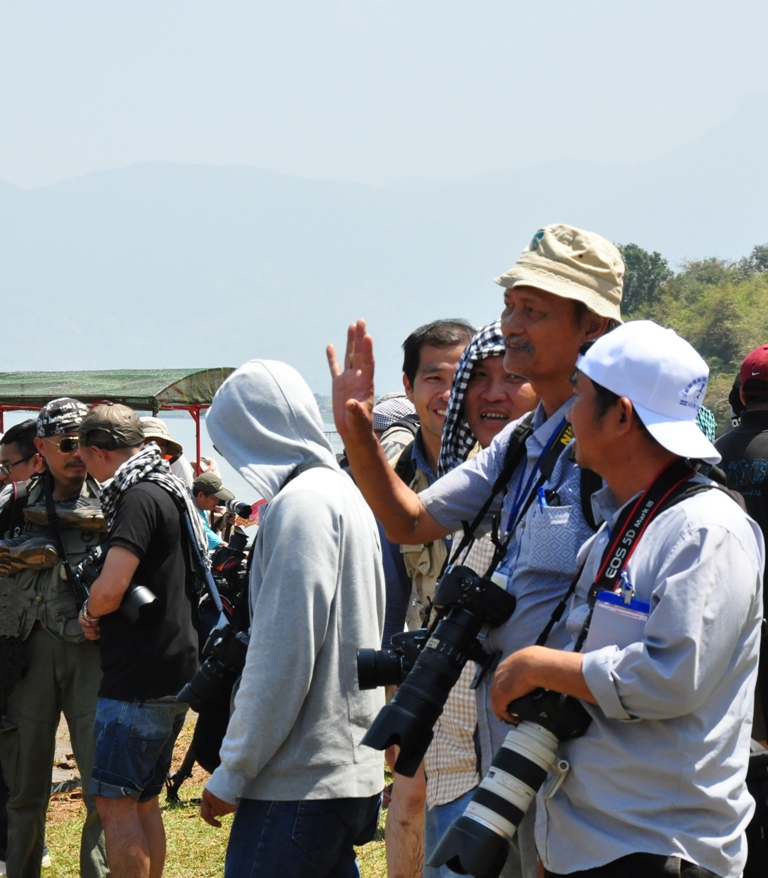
[44,717,388,877]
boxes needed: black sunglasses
[44,437,81,453]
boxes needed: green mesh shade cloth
[0,369,234,411]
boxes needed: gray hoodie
[205,360,385,803]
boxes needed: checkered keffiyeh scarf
[99,444,210,566]
[438,319,507,477]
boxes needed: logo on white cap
[679,377,707,411]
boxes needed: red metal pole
[190,407,202,475]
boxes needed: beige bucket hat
[495,224,624,323]
[139,416,183,457]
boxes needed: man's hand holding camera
[490,646,596,724]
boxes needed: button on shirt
[419,400,596,772]
[537,479,764,878]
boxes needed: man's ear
[581,313,610,343]
[34,437,46,459]
[616,397,635,435]
[402,374,415,404]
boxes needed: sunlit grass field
[44,718,388,878]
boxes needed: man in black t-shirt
[77,404,199,878]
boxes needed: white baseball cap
[576,320,721,464]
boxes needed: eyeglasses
[0,454,36,478]
[44,437,81,453]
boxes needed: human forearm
[491,646,596,723]
[85,545,140,616]
[344,431,447,543]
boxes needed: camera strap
[479,418,572,578]
[571,459,705,652]
[531,459,701,651]
[449,414,535,567]
[43,471,79,592]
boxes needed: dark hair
[80,428,119,451]
[573,300,620,333]
[402,319,475,386]
[740,378,768,408]
[591,377,653,441]
[591,381,621,421]
[0,419,38,459]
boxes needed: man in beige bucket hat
[329,223,623,878]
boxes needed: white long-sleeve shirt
[537,478,764,878]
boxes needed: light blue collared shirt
[420,400,596,771]
[537,478,764,878]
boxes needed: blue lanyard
[504,417,568,535]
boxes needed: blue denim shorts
[89,697,188,802]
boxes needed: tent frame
[0,368,234,474]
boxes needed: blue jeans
[89,697,188,802]
[424,789,476,878]
[225,794,381,878]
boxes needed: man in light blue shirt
[192,472,234,551]
[491,321,763,878]
[329,223,624,877]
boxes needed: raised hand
[327,319,376,445]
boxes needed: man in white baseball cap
[490,320,763,878]
[331,223,624,878]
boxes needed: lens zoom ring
[471,788,526,829]
[492,749,549,791]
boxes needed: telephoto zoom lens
[428,722,562,878]
[429,689,591,878]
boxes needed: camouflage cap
[36,397,89,438]
[78,403,145,449]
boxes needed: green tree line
[617,242,768,435]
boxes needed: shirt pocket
[523,504,581,577]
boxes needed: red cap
[740,345,768,387]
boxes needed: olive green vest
[5,475,104,643]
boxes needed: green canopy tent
[0,368,234,473]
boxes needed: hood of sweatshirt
[206,359,338,502]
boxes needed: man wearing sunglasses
[0,398,108,878]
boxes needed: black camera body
[177,624,250,712]
[429,688,592,878]
[357,629,430,690]
[359,565,516,777]
[74,545,163,627]
[177,529,251,713]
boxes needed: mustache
[505,338,535,355]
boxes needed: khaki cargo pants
[0,630,108,878]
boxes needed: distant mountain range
[1,96,766,393]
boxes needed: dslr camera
[429,688,592,878]
[74,544,163,627]
[177,529,251,712]
[357,564,516,777]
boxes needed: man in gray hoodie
[200,360,386,878]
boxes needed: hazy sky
[2,1,767,188]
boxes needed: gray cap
[79,403,145,449]
[192,471,235,502]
